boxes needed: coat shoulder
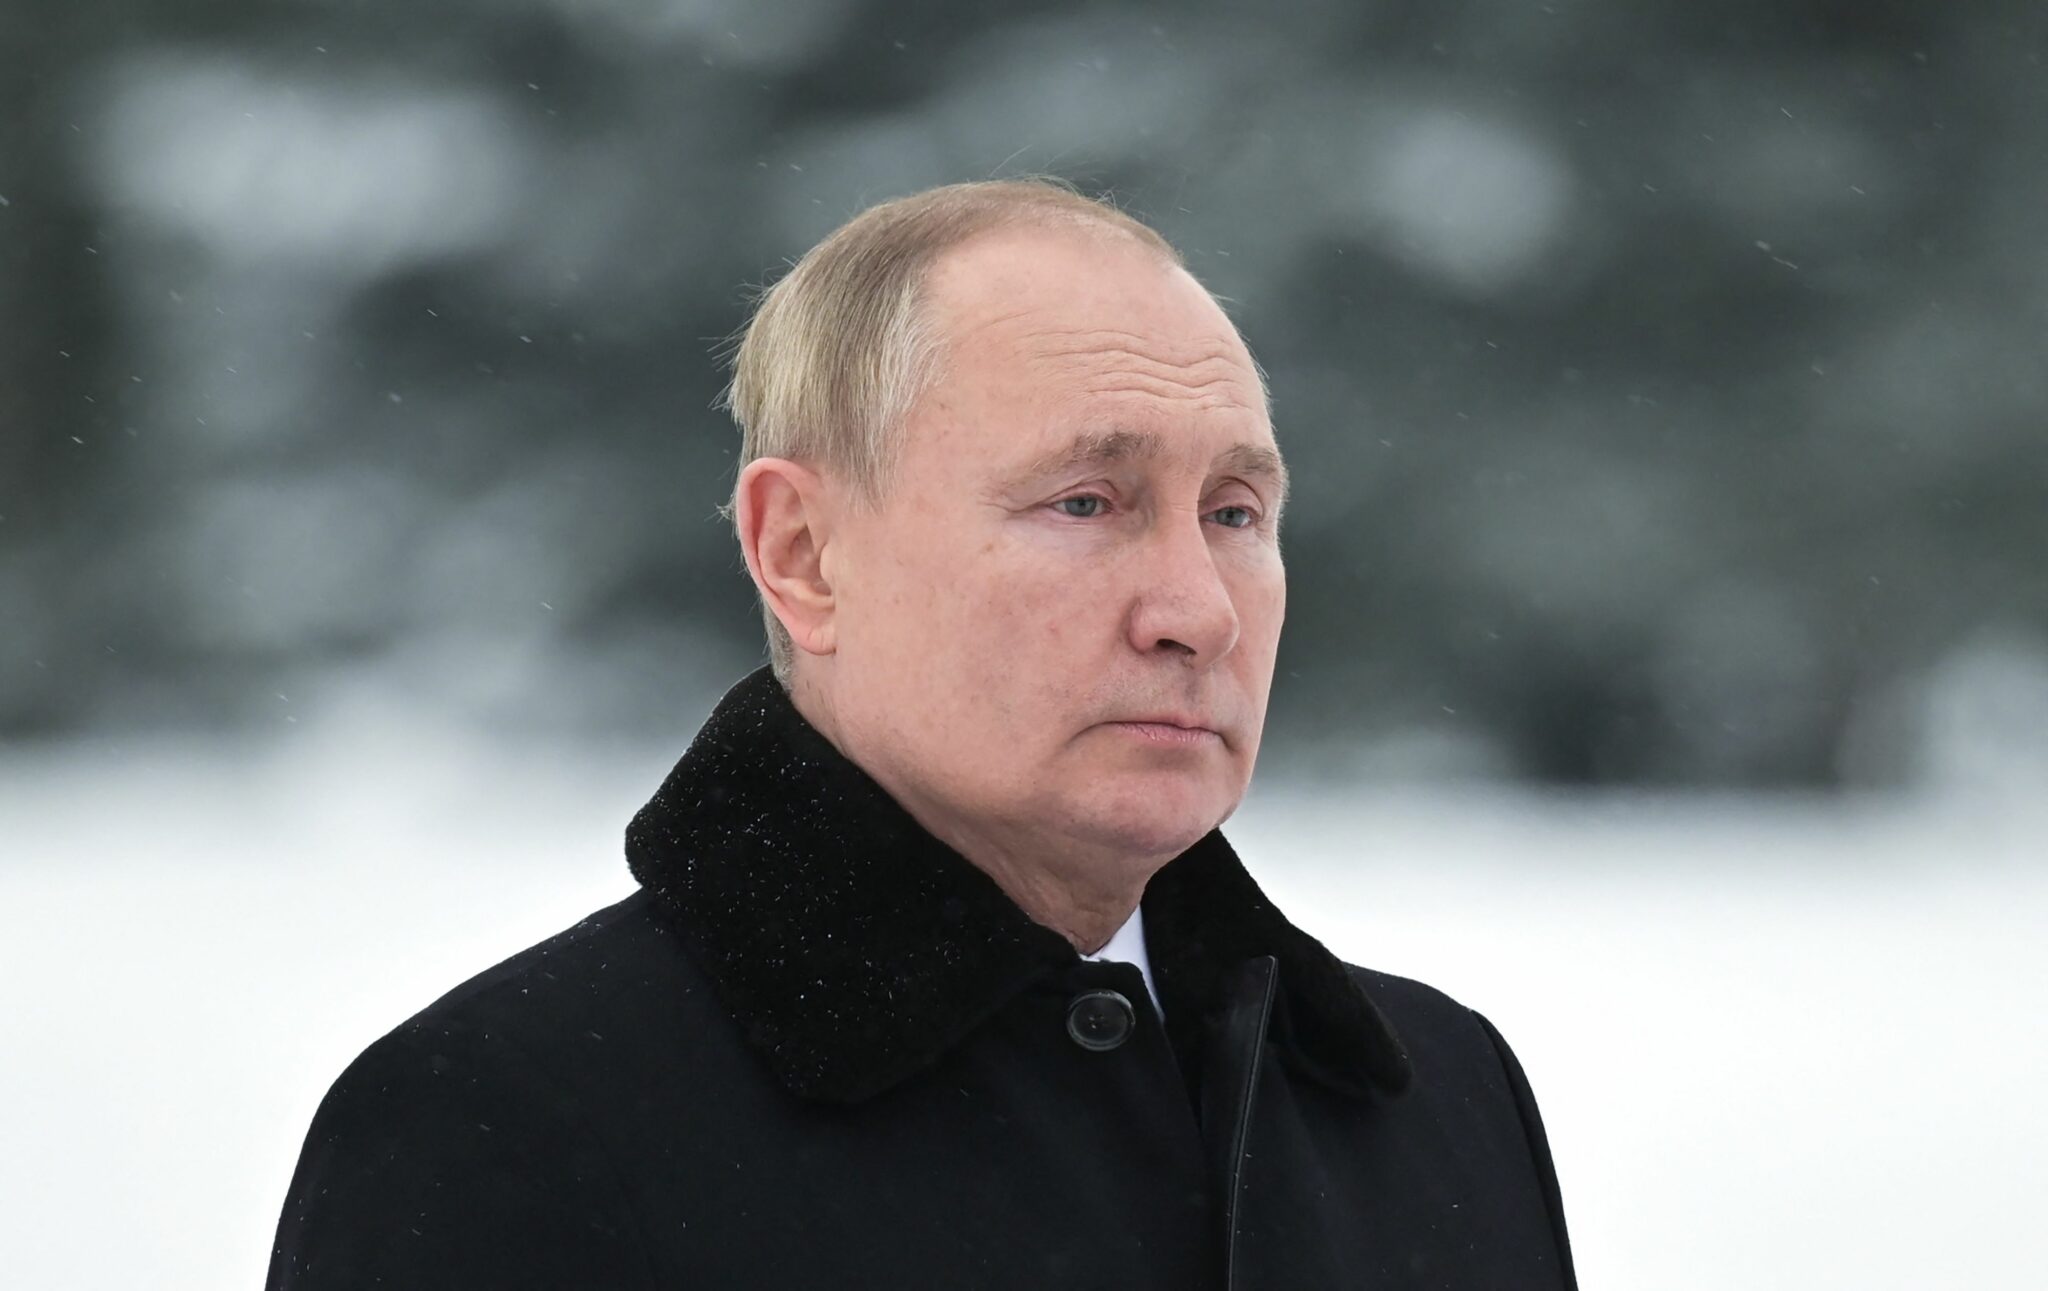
[1342,962,1477,1018]
[1339,961,1579,1288]
[1336,961,1539,1101]
[267,891,682,1289]
[394,888,686,1036]
[1341,962,1498,1054]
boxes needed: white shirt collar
[1080,903,1163,1020]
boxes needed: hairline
[868,214,1204,510]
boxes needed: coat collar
[625,666,1411,1106]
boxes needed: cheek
[890,531,1058,665]
[1234,558,1287,636]
[957,558,1097,727]
[1005,552,1119,651]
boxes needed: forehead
[920,223,1272,437]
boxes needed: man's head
[724,179,1288,932]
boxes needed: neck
[786,666,1157,956]
[928,826,1146,956]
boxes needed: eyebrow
[1002,428,1291,513]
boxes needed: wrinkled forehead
[1009,328,1268,422]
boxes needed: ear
[734,456,839,659]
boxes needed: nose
[1125,507,1241,665]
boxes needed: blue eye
[1050,495,1263,527]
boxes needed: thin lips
[1116,715,1218,733]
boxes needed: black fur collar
[626,666,1411,1106]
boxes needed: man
[267,179,1576,1289]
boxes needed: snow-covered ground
[2,712,2042,1289]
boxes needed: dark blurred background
[6,0,2045,789]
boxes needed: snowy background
[4,686,2044,1289]
[6,0,2048,1286]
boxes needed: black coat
[267,667,1576,1289]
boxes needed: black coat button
[1066,989,1136,1052]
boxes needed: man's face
[819,224,1287,879]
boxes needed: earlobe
[735,458,838,658]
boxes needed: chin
[1077,780,1234,858]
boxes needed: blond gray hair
[718,178,1187,689]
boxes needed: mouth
[1102,720,1223,748]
